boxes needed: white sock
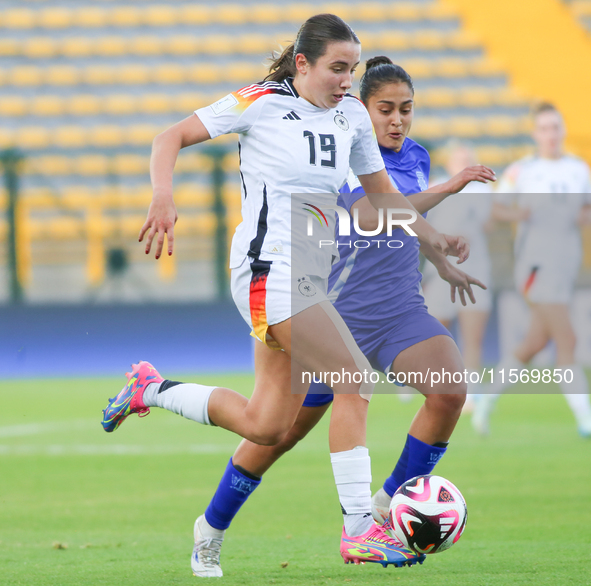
[488,355,524,398]
[559,365,591,425]
[197,515,225,541]
[143,381,216,425]
[331,446,374,536]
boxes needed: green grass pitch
[1,374,590,585]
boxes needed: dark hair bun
[365,56,394,70]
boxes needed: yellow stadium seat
[90,125,124,147]
[30,95,65,117]
[28,155,72,176]
[3,9,36,29]
[217,4,249,24]
[483,116,521,137]
[0,128,14,148]
[0,38,19,57]
[46,65,79,86]
[140,94,172,114]
[356,3,386,22]
[399,59,432,79]
[61,37,93,57]
[189,65,222,84]
[74,7,108,28]
[117,65,150,85]
[411,117,446,139]
[68,94,101,116]
[77,155,110,176]
[423,3,458,20]
[285,4,316,23]
[413,31,446,51]
[112,155,149,176]
[83,66,113,85]
[110,6,142,27]
[167,36,201,55]
[475,145,511,167]
[494,87,529,107]
[320,3,353,20]
[250,4,283,24]
[0,96,27,117]
[17,127,51,149]
[39,7,72,28]
[130,36,163,56]
[103,94,136,116]
[178,5,212,25]
[95,36,128,57]
[128,125,160,146]
[459,87,493,108]
[571,1,591,18]
[446,30,481,51]
[201,35,235,55]
[470,59,504,77]
[418,88,456,108]
[449,116,482,138]
[175,183,212,207]
[437,58,469,78]
[11,66,43,86]
[23,37,57,58]
[153,64,187,85]
[387,3,423,21]
[370,32,411,52]
[175,93,208,113]
[144,5,178,26]
[240,34,270,55]
[225,62,264,84]
[53,126,87,148]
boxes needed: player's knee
[426,387,466,415]
[250,427,289,447]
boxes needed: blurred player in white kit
[472,103,591,437]
[422,141,493,413]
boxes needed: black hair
[265,13,359,83]
[533,102,559,118]
[359,56,414,103]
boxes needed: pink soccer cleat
[340,522,425,568]
[101,361,163,432]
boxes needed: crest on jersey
[297,277,317,297]
[334,111,349,131]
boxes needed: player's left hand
[440,234,470,264]
[438,262,487,306]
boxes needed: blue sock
[383,434,448,497]
[204,458,262,530]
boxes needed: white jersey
[195,78,384,278]
[495,155,591,264]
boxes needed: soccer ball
[388,475,467,554]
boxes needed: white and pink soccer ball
[388,475,468,554]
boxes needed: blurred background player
[472,103,591,437]
[422,140,493,413]
[188,58,496,577]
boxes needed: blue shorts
[303,306,451,407]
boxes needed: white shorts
[422,257,492,322]
[514,256,579,305]
[231,257,329,349]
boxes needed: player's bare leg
[458,310,489,413]
[372,335,466,523]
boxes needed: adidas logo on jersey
[283,111,301,120]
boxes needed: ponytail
[265,43,296,82]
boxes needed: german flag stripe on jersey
[522,266,539,300]
[231,80,295,111]
[248,259,275,348]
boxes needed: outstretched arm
[142,114,212,258]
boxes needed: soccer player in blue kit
[189,56,496,576]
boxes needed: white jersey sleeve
[194,86,267,139]
[348,101,385,177]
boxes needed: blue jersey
[329,138,431,326]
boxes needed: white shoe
[371,487,392,525]
[578,415,591,438]
[191,515,224,578]
[472,392,496,436]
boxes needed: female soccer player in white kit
[101,14,468,570]
[472,103,591,436]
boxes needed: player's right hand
[139,193,178,259]
[446,165,496,193]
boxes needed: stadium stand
[0,0,541,301]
